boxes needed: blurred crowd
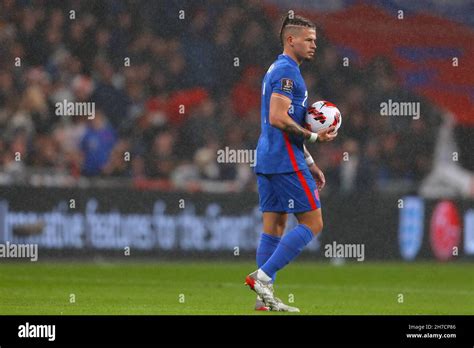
[0,0,443,193]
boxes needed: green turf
[0,261,472,315]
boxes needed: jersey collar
[279,54,300,69]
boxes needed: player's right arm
[269,93,337,142]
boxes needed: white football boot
[254,296,270,311]
[245,270,279,310]
[253,284,300,312]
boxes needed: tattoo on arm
[270,93,311,139]
[282,120,310,139]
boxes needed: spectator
[0,0,443,194]
[231,66,263,118]
[80,111,117,176]
[145,129,178,179]
[102,138,133,177]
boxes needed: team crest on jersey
[281,78,293,93]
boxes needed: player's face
[293,28,317,61]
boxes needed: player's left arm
[304,144,326,190]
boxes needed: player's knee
[306,218,323,236]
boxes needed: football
[305,101,342,133]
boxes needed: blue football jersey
[255,54,308,174]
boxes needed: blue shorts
[257,168,321,213]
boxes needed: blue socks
[256,233,281,283]
[261,224,313,280]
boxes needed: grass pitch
[0,261,472,315]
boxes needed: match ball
[305,101,342,133]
